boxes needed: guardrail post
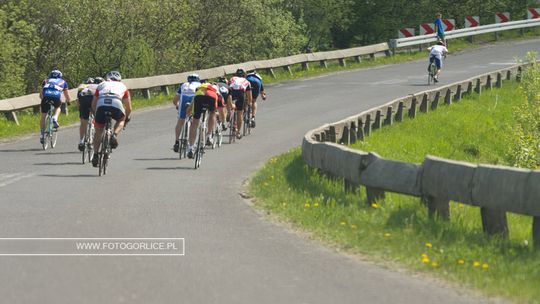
[283,65,293,76]
[431,92,440,110]
[496,73,503,88]
[444,89,453,105]
[354,56,361,63]
[533,217,540,249]
[408,98,417,118]
[328,126,337,143]
[344,179,359,193]
[142,89,151,99]
[481,207,508,238]
[301,62,310,70]
[384,106,393,126]
[3,111,19,125]
[314,133,321,141]
[350,122,357,144]
[506,70,512,81]
[363,114,372,136]
[32,105,41,114]
[466,81,474,95]
[384,50,392,57]
[420,94,429,113]
[369,53,375,60]
[60,102,68,115]
[266,68,277,79]
[320,60,328,69]
[320,131,326,142]
[517,67,522,82]
[454,85,462,101]
[486,75,493,90]
[366,187,385,205]
[395,101,404,122]
[338,58,347,67]
[341,126,349,145]
[160,85,170,95]
[357,118,365,141]
[373,110,382,130]
[423,196,450,220]
[474,79,482,94]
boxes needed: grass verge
[249,82,540,302]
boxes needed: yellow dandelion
[421,253,428,259]
[384,233,392,237]
[314,203,319,207]
[422,257,430,264]
[473,261,481,267]
[482,263,489,270]
[458,203,465,208]
[350,224,358,229]
[371,203,380,209]
[425,243,433,249]
[340,221,347,226]
[457,259,465,265]
[431,262,439,267]
[304,203,311,208]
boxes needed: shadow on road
[134,158,179,161]
[39,174,96,178]
[35,151,79,155]
[0,148,42,152]
[146,166,194,171]
[34,162,82,166]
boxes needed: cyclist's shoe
[187,147,194,159]
[236,133,242,140]
[78,142,85,151]
[221,122,227,132]
[39,137,44,145]
[206,136,214,147]
[250,118,256,128]
[91,154,99,167]
[53,120,60,129]
[434,76,439,83]
[173,141,179,153]
[110,135,118,149]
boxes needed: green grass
[249,82,540,302]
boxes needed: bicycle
[228,108,237,144]
[194,109,209,169]
[243,104,252,137]
[178,116,191,159]
[82,113,95,164]
[427,59,437,85]
[212,111,223,149]
[98,112,113,176]
[42,100,58,150]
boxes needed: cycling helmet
[84,77,95,84]
[217,76,228,84]
[235,68,246,77]
[106,70,122,81]
[187,73,200,82]
[49,69,63,78]
[247,72,262,81]
[437,39,446,46]
[94,77,104,84]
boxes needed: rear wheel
[179,121,188,159]
[50,128,58,148]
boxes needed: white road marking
[0,173,35,188]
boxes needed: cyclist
[227,69,252,139]
[215,76,229,131]
[245,71,266,128]
[172,73,201,152]
[187,83,218,159]
[427,40,448,83]
[91,71,132,167]
[39,69,71,144]
[77,77,98,151]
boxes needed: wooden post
[60,102,68,115]
[384,106,393,126]
[3,111,19,125]
[481,207,508,238]
[444,89,453,105]
[142,89,151,99]
[486,75,493,90]
[283,65,293,76]
[320,60,328,69]
[349,122,357,144]
[369,53,375,60]
[395,101,404,122]
[160,85,170,95]
[314,133,321,142]
[466,81,474,95]
[495,73,503,88]
[266,68,277,79]
[341,126,349,145]
[363,114,372,136]
[533,216,540,249]
[373,110,382,130]
[454,85,462,102]
[366,187,385,206]
[338,58,347,67]
[408,98,417,118]
[506,70,512,81]
[328,126,337,143]
[424,196,450,220]
[301,62,310,70]
[320,131,326,142]
[474,79,482,94]
[420,94,429,113]
[354,56,361,63]
[431,92,440,110]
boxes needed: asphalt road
[1,39,538,303]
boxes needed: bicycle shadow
[134,158,179,161]
[34,162,82,166]
[146,166,194,171]
[0,148,43,152]
[35,151,79,156]
[39,174,96,178]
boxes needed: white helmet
[187,73,200,82]
[248,72,262,81]
[106,70,122,81]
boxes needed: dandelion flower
[421,253,428,259]
[425,243,433,249]
[422,257,430,264]
[304,203,311,208]
[482,263,489,270]
[340,221,347,226]
[457,259,465,265]
[431,262,439,267]
[473,261,481,267]
[384,233,391,237]
[314,203,319,207]
[371,203,380,209]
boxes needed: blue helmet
[49,69,63,78]
[187,73,200,83]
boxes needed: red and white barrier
[442,19,455,31]
[528,8,540,19]
[495,12,510,23]
[465,16,480,28]
[398,28,415,38]
[419,23,435,35]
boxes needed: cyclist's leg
[206,98,217,141]
[434,57,442,77]
[188,96,203,154]
[53,100,62,124]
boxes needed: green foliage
[507,52,540,168]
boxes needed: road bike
[41,100,58,150]
[98,112,113,176]
[228,108,237,144]
[193,109,209,169]
[82,113,95,164]
[243,104,252,137]
[178,116,191,159]
[212,111,223,149]
[427,59,437,85]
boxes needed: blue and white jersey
[176,81,201,103]
[246,74,263,97]
[42,78,68,98]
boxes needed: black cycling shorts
[193,95,216,119]
[40,97,61,113]
[94,106,125,128]
[78,95,93,120]
[230,90,245,111]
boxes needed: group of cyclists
[38,67,266,168]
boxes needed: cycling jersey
[176,81,201,98]
[42,78,68,99]
[429,45,448,59]
[229,76,251,92]
[94,81,129,113]
[246,74,263,99]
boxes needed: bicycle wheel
[194,113,206,169]
[228,111,236,144]
[179,119,189,159]
[427,63,433,85]
[215,122,223,147]
[50,127,58,148]
[99,134,109,176]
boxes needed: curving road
[1,39,538,303]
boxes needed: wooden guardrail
[0,43,390,125]
[301,63,540,248]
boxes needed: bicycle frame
[98,113,113,176]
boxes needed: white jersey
[95,80,129,112]
[177,81,201,99]
[429,45,448,59]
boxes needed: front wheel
[50,129,58,148]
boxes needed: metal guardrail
[301,63,540,249]
[389,18,540,49]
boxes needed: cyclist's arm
[246,90,253,106]
[63,88,71,104]
[122,90,132,119]
[172,94,180,109]
[227,95,235,109]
